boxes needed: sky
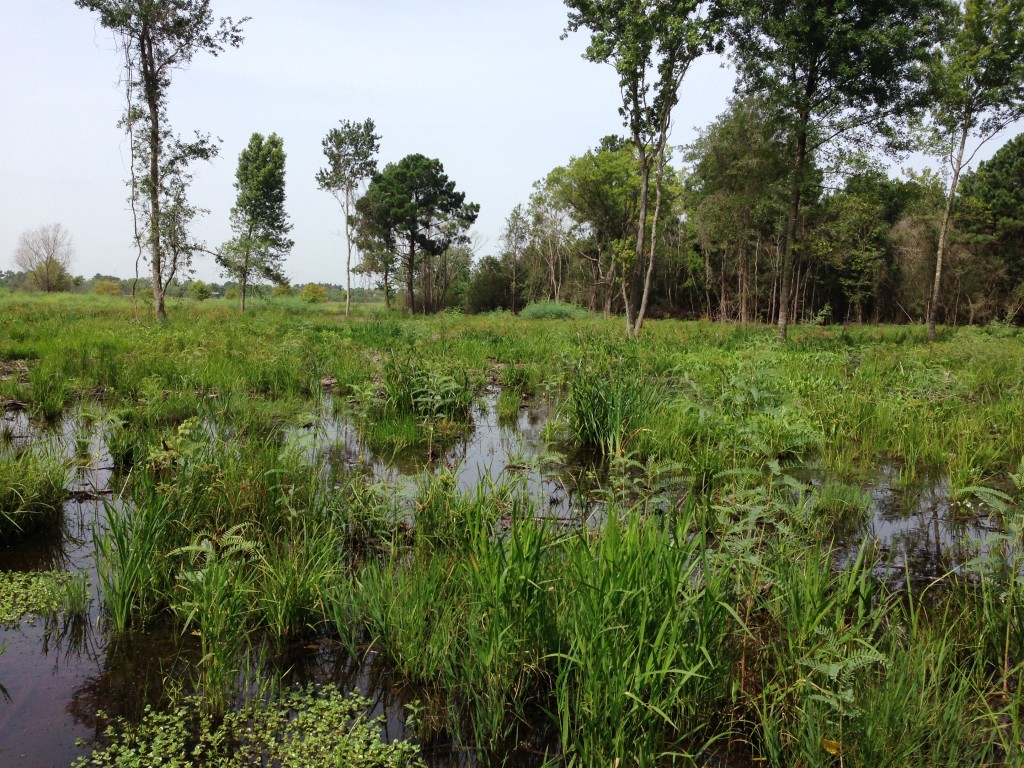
[1,2,1018,287]
[0,1,739,285]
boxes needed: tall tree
[725,0,947,339]
[564,0,720,336]
[957,131,1024,320]
[354,154,478,314]
[925,0,1024,339]
[315,118,381,317]
[13,224,75,293]
[218,133,293,312]
[76,0,246,321]
[684,98,793,322]
[499,204,530,313]
[546,139,641,316]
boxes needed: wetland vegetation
[1,292,1023,766]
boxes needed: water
[0,398,1015,767]
[0,399,565,768]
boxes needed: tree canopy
[355,154,478,314]
[75,0,246,320]
[218,132,293,311]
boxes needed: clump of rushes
[379,353,476,421]
[27,360,71,421]
[170,526,258,717]
[72,686,425,768]
[554,510,736,766]
[562,358,659,457]
[95,499,173,632]
[0,446,69,542]
[256,518,339,643]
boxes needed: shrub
[188,280,212,301]
[272,283,293,298]
[94,280,121,296]
[300,283,327,303]
[520,300,587,320]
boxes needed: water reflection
[0,397,1018,767]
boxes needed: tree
[725,0,947,339]
[316,118,381,317]
[564,0,720,336]
[499,204,530,313]
[354,154,479,314]
[924,0,1024,339]
[546,140,640,316]
[76,0,246,321]
[957,131,1024,320]
[13,224,75,292]
[188,279,212,300]
[217,133,293,311]
[684,97,793,322]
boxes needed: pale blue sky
[0,1,737,284]
[2,2,1016,287]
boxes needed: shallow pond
[0,395,1013,767]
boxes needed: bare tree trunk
[344,194,353,317]
[626,147,651,335]
[777,125,808,341]
[928,123,969,341]
[142,30,166,322]
[634,147,666,337]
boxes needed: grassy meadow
[1,291,1023,767]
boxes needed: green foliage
[96,500,171,632]
[170,526,258,716]
[0,570,89,626]
[563,357,659,456]
[299,283,327,303]
[187,280,211,301]
[73,687,425,768]
[218,132,293,309]
[94,280,122,297]
[0,446,69,542]
[355,153,479,314]
[74,0,246,321]
[519,300,588,319]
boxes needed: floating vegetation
[0,570,90,626]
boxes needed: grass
[0,444,70,542]
[3,293,1024,765]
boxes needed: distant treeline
[0,271,384,304]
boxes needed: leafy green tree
[546,139,640,316]
[218,133,293,311]
[684,98,794,322]
[957,131,1024,320]
[499,204,530,313]
[354,154,478,314]
[75,0,246,321]
[188,280,212,301]
[94,279,122,297]
[466,256,511,313]
[564,0,720,336]
[725,0,947,339]
[300,284,328,304]
[925,0,1024,338]
[316,118,381,317]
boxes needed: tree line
[22,0,1022,335]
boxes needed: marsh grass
[6,295,1024,765]
[170,526,258,717]
[0,445,69,542]
[95,498,175,632]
